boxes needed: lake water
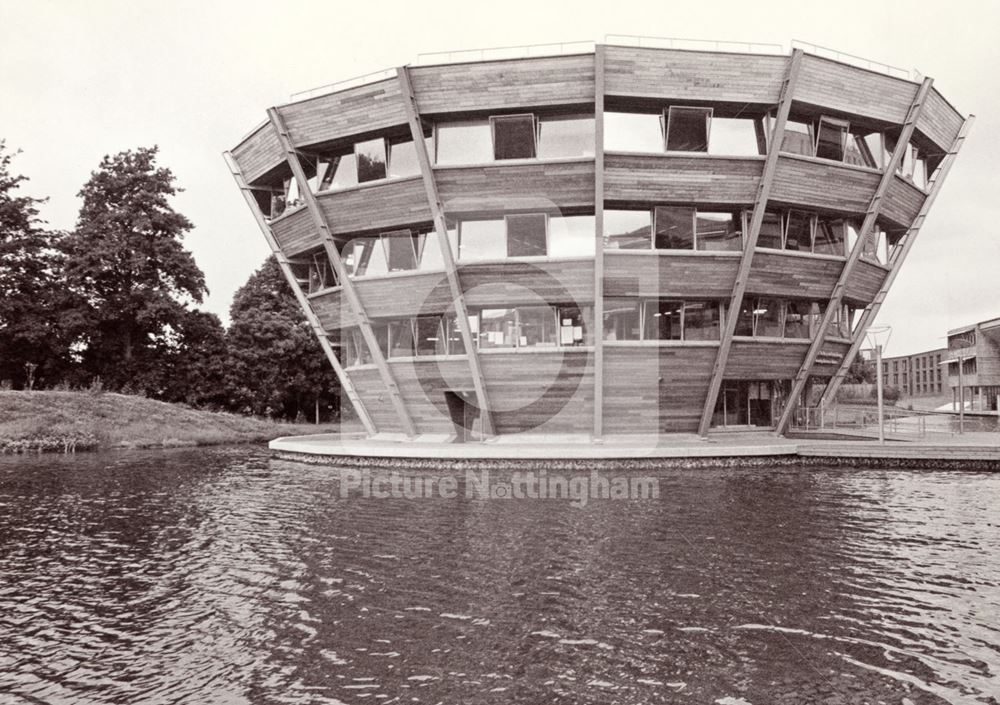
[1,448,999,704]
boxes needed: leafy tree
[61,146,206,390]
[845,352,876,384]
[0,141,69,388]
[227,256,339,419]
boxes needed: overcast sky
[2,0,996,357]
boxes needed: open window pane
[666,107,710,152]
[654,206,694,250]
[415,316,443,356]
[435,120,492,164]
[696,212,741,251]
[308,252,335,293]
[383,230,418,272]
[417,230,449,271]
[355,138,388,182]
[780,120,812,156]
[388,140,421,178]
[753,298,783,337]
[492,115,536,160]
[784,301,812,339]
[603,299,641,341]
[683,301,720,341]
[756,212,783,249]
[329,153,358,189]
[459,219,506,261]
[519,306,558,347]
[604,112,663,152]
[549,215,595,257]
[845,133,877,168]
[537,116,595,158]
[815,118,848,161]
[388,319,415,358]
[709,118,760,156]
[814,218,845,256]
[479,308,518,348]
[344,237,381,277]
[604,210,651,250]
[506,214,547,257]
[785,211,812,252]
[373,323,389,358]
[644,299,684,341]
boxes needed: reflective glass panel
[603,299,641,341]
[459,219,505,261]
[548,215,595,257]
[537,116,595,158]
[603,112,663,152]
[373,323,389,358]
[781,120,812,156]
[388,140,420,178]
[415,316,443,356]
[814,218,845,256]
[492,115,536,160]
[355,138,388,182]
[696,212,741,251]
[558,305,589,346]
[383,230,418,272]
[506,214,547,257]
[666,107,710,152]
[785,211,812,251]
[519,306,557,347]
[735,301,755,337]
[445,313,467,355]
[479,308,517,348]
[654,206,694,250]
[603,210,651,250]
[435,121,492,165]
[815,118,847,161]
[644,300,683,341]
[417,230,447,271]
[784,301,811,339]
[756,212,783,250]
[388,319,415,358]
[684,301,720,340]
[708,117,760,155]
[753,298,783,337]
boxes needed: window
[506,214,547,257]
[696,212,742,251]
[814,118,848,162]
[537,116,595,158]
[604,112,663,152]
[491,114,537,160]
[388,139,421,178]
[343,328,372,367]
[435,120,492,164]
[781,120,813,156]
[784,301,819,339]
[683,301,721,340]
[444,313,467,355]
[458,219,506,261]
[814,218,845,256]
[845,132,878,168]
[383,230,419,272]
[785,211,813,251]
[518,306,558,347]
[644,300,684,341]
[549,215,595,257]
[355,138,388,183]
[479,308,518,348]
[737,298,783,337]
[415,316,444,356]
[388,319,415,358]
[709,118,762,156]
[665,107,711,152]
[756,212,783,249]
[654,207,694,249]
[343,237,388,277]
[604,210,652,250]
[308,252,335,293]
[603,299,641,341]
[558,306,589,346]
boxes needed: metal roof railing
[290,67,398,101]
[415,40,595,65]
[790,39,916,81]
[605,34,784,55]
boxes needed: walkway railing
[794,404,999,439]
[290,68,398,101]
[605,34,783,55]
[790,40,915,81]
[416,40,595,65]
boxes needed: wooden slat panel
[796,55,918,124]
[746,252,842,299]
[270,207,316,255]
[278,78,407,148]
[435,160,595,213]
[460,259,594,306]
[355,271,454,319]
[479,351,593,434]
[232,123,284,185]
[346,367,401,430]
[603,252,739,299]
[604,153,762,205]
[310,288,359,330]
[726,340,809,379]
[843,259,888,304]
[882,174,926,229]
[812,339,851,377]
[317,177,432,235]
[390,358,474,434]
[915,87,964,153]
[409,55,595,115]
[771,155,879,214]
[604,46,786,104]
[602,346,716,434]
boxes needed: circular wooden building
[226,41,970,441]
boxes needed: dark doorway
[444,390,479,442]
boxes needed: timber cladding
[229,42,967,438]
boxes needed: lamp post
[866,326,892,445]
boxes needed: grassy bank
[0,390,343,453]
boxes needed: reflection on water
[1,448,998,704]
